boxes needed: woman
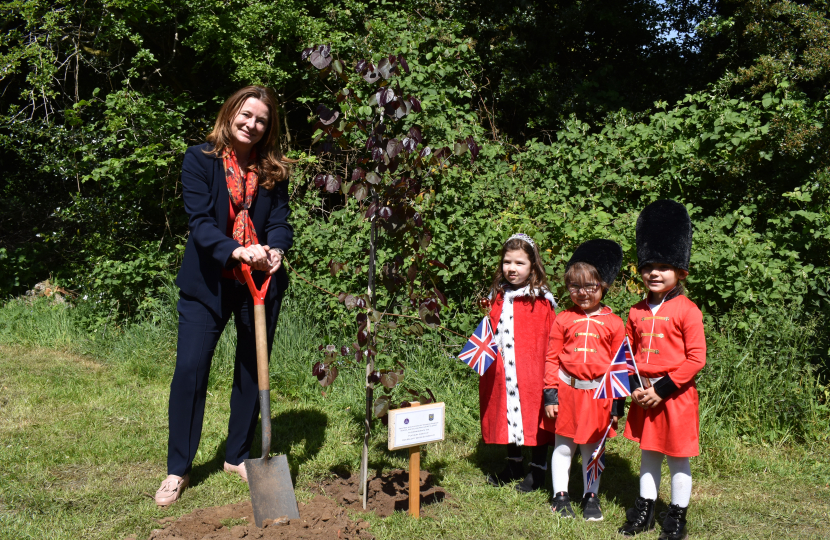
[155,86,293,506]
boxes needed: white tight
[639,450,692,507]
[551,434,599,496]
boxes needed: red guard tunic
[479,288,556,446]
[543,306,625,444]
[623,294,706,457]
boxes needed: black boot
[657,504,688,540]
[551,491,575,518]
[486,459,524,486]
[618,497,656,536]
[581,492,603,521]
[515,462,547,492]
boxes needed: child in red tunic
[543,239,625,522]
[619,200,706,540]
[481,233,557,492]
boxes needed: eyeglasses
[567,283,600,294]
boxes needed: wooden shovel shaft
[254,303,271,459]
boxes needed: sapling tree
[302,44,477,506]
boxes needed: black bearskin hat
[566,239,623,286]
[636,199,692,271]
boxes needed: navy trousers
[167,277,283,476]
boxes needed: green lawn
[1,339,829,539]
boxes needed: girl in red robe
[544,239,625,522]
[619,200,706,540]
[480,233,557,492]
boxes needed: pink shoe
[155,474,188,507]
[224,461,248,482]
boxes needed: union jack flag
[458,317,498,376]
[593,338,636,399]
[586,422,612,489]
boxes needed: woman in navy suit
[155,86,293,506]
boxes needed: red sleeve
[544,316,565,390]
[667,303,706,387]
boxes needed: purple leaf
[320,365,338,387]
[312,361,325,378]
[375,87,395,106]
[368,371,381,384]
[377,57,393,79]
[341,346,350,356]
[344,295,357,309]
[365,136,377,150]
[356,313,367,324]
[351,167,366,181]
[413,212,423,227]
[320,44,331,57]
[325,174,341,193]
[398,54,410,73]
[310,50,333,69]
[350,183,369,202]
[409,96,422,112]
[313,173,326,188]
[371,147,383,162]
[355,59,368,73]
[393,99,411,119]
[316,105,339,126]
[365,171,381,184]
[328,260,346,276]
[357,329,369,346]
[363,65,380,83]
[301,47,313,61]
[466,135,480,163]
[386,138,403,159]
[428,259,448,270]
[409,126,423,144]
[379,207,393,219]
[355,297,367,308]
[365,201,378,219]
[419,146,432,158]
[402,137,417,153]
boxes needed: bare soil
[142,469,448,540]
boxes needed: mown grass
[0,287,829,539]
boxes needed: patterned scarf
[223,148,259,247]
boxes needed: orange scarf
[223,148,259,247]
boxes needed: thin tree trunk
[360,193,378,509]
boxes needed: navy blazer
[176,143,292,314]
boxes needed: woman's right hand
[232,244,271,272]
[544,404,558,419]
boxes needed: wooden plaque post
[409,445,421,518]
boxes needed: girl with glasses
[544,239,625,522]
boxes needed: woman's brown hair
[488,237,549,303]
[205,85,293,190]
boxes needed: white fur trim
[495,287,525,445]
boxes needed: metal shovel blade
[245,453,300,527]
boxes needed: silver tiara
[507,233,536,249]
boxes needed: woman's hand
[232,244,272,272]
[611,415,620,430]
[544,404,558,419]
[265,248,283,275]
[637,387,664,409]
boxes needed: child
[543,239,626,521]
[481,233,557,492]
[618,200,706,540]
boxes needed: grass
[1,288,829,539]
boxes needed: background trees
[1,1,828,434]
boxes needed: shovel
[235,263,300,527]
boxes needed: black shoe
[486,459,524,486]
[515,462,547,493]
[657,504,688,540]
[618,497,656,536]
[551,491,575,518]
[581,492,603,521]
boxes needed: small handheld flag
[593,337,637,399]
[622,335,641,379]
[586,421,612,489]
[458,317,498,376]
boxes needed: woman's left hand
[265,247,283,275]
[637,387,663,409]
